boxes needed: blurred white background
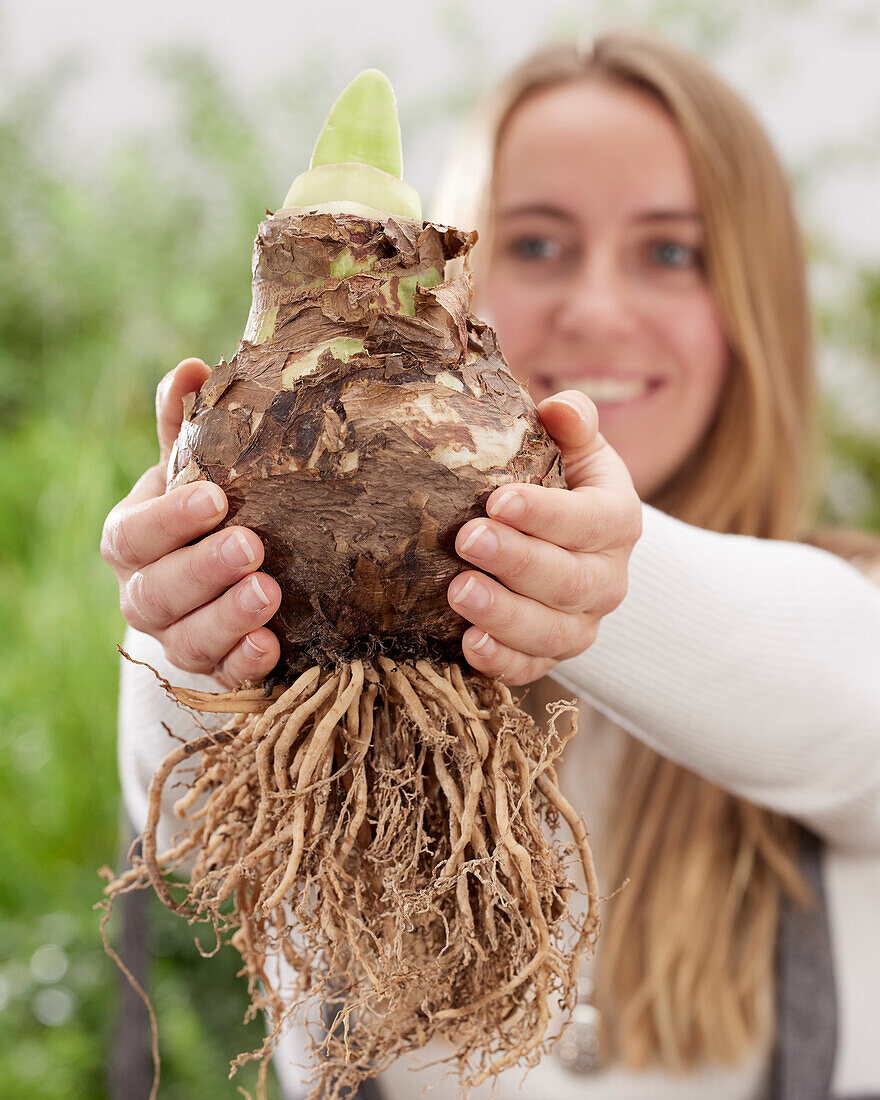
[0,6,877,1096]
[8,0,880,255]
[4,0,880,519]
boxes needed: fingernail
[242,633,267,659]
[488,490,525,522]
[241,575,271,612]
[459,523,498,561]
[554,393,591,420]
[188,483,225,520]
[470,631,496,656]
[221,531,257,568]
[453,575,490,611]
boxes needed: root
[103,656,598,1100]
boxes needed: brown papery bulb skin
[170,212,564,674]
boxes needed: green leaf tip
[310,69,403,179]
[282,69,421,219]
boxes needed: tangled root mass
[105,655,599,1099]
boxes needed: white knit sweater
[117,504,880,1099]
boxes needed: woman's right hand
[101,358,282,689]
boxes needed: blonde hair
[430,31,874,1070]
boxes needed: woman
[103,31,880,1100]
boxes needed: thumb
[156,357,211,468]
[537,390,629,491]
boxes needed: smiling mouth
[535,376,663,404]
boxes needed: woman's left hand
[448,391,642,685]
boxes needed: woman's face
[477,79,729,498]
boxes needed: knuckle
[506,657,554,688]
[557,561,594,611]
[503,538,535,582]
[155,369,179,423]
[583,618,600,650]
[574,498,604,548]
[170,622,215,674]
[620,495,643,546]
[492,592,522,639]
[541,614,575,659]
[118,588,137,626]
[99,526,115,567]
[99,510,116,561]
[101,514,139,572]
[156,367,176,403]
[126,570,174,627]
[179,542,214,597]
[154,496,185,543]
[559,618,599,660]
[600,569,629,614]
[581,617,601,652]
[214,651,244,690]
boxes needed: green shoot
[282,69,421,220]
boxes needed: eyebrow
[635,209,702,223]
[496,203,703,223]
[496,204,573,220]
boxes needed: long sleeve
[117,627,318,1097]
[550,504,880,853]
[117,626,228,850]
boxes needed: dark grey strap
[771,828,837,1100]
[319,829,859,1100]
[109,816,154,1100]
[319,999,384,1100]
[352,1078,384,1100]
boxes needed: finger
[122,525,266,631]
[447,569,598,660]
[462,627,557,687]
[213,627,282,690]
[162,572,282,677]
[484,482,642,554]
[455,517,626,615]
[101,479,227,576]
[156,358,211,468]
[537,391,636,494]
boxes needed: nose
[553,249,637,342]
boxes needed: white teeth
[559,378,650,403]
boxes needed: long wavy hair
[429,31,878,1069]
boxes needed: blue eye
[511,236,562,261]
[650,240,699,268]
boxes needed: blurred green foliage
[0,12,878,1100]
[0,52,303,1100]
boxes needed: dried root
[104,656,599,1099]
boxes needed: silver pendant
[555,977,602,1074]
